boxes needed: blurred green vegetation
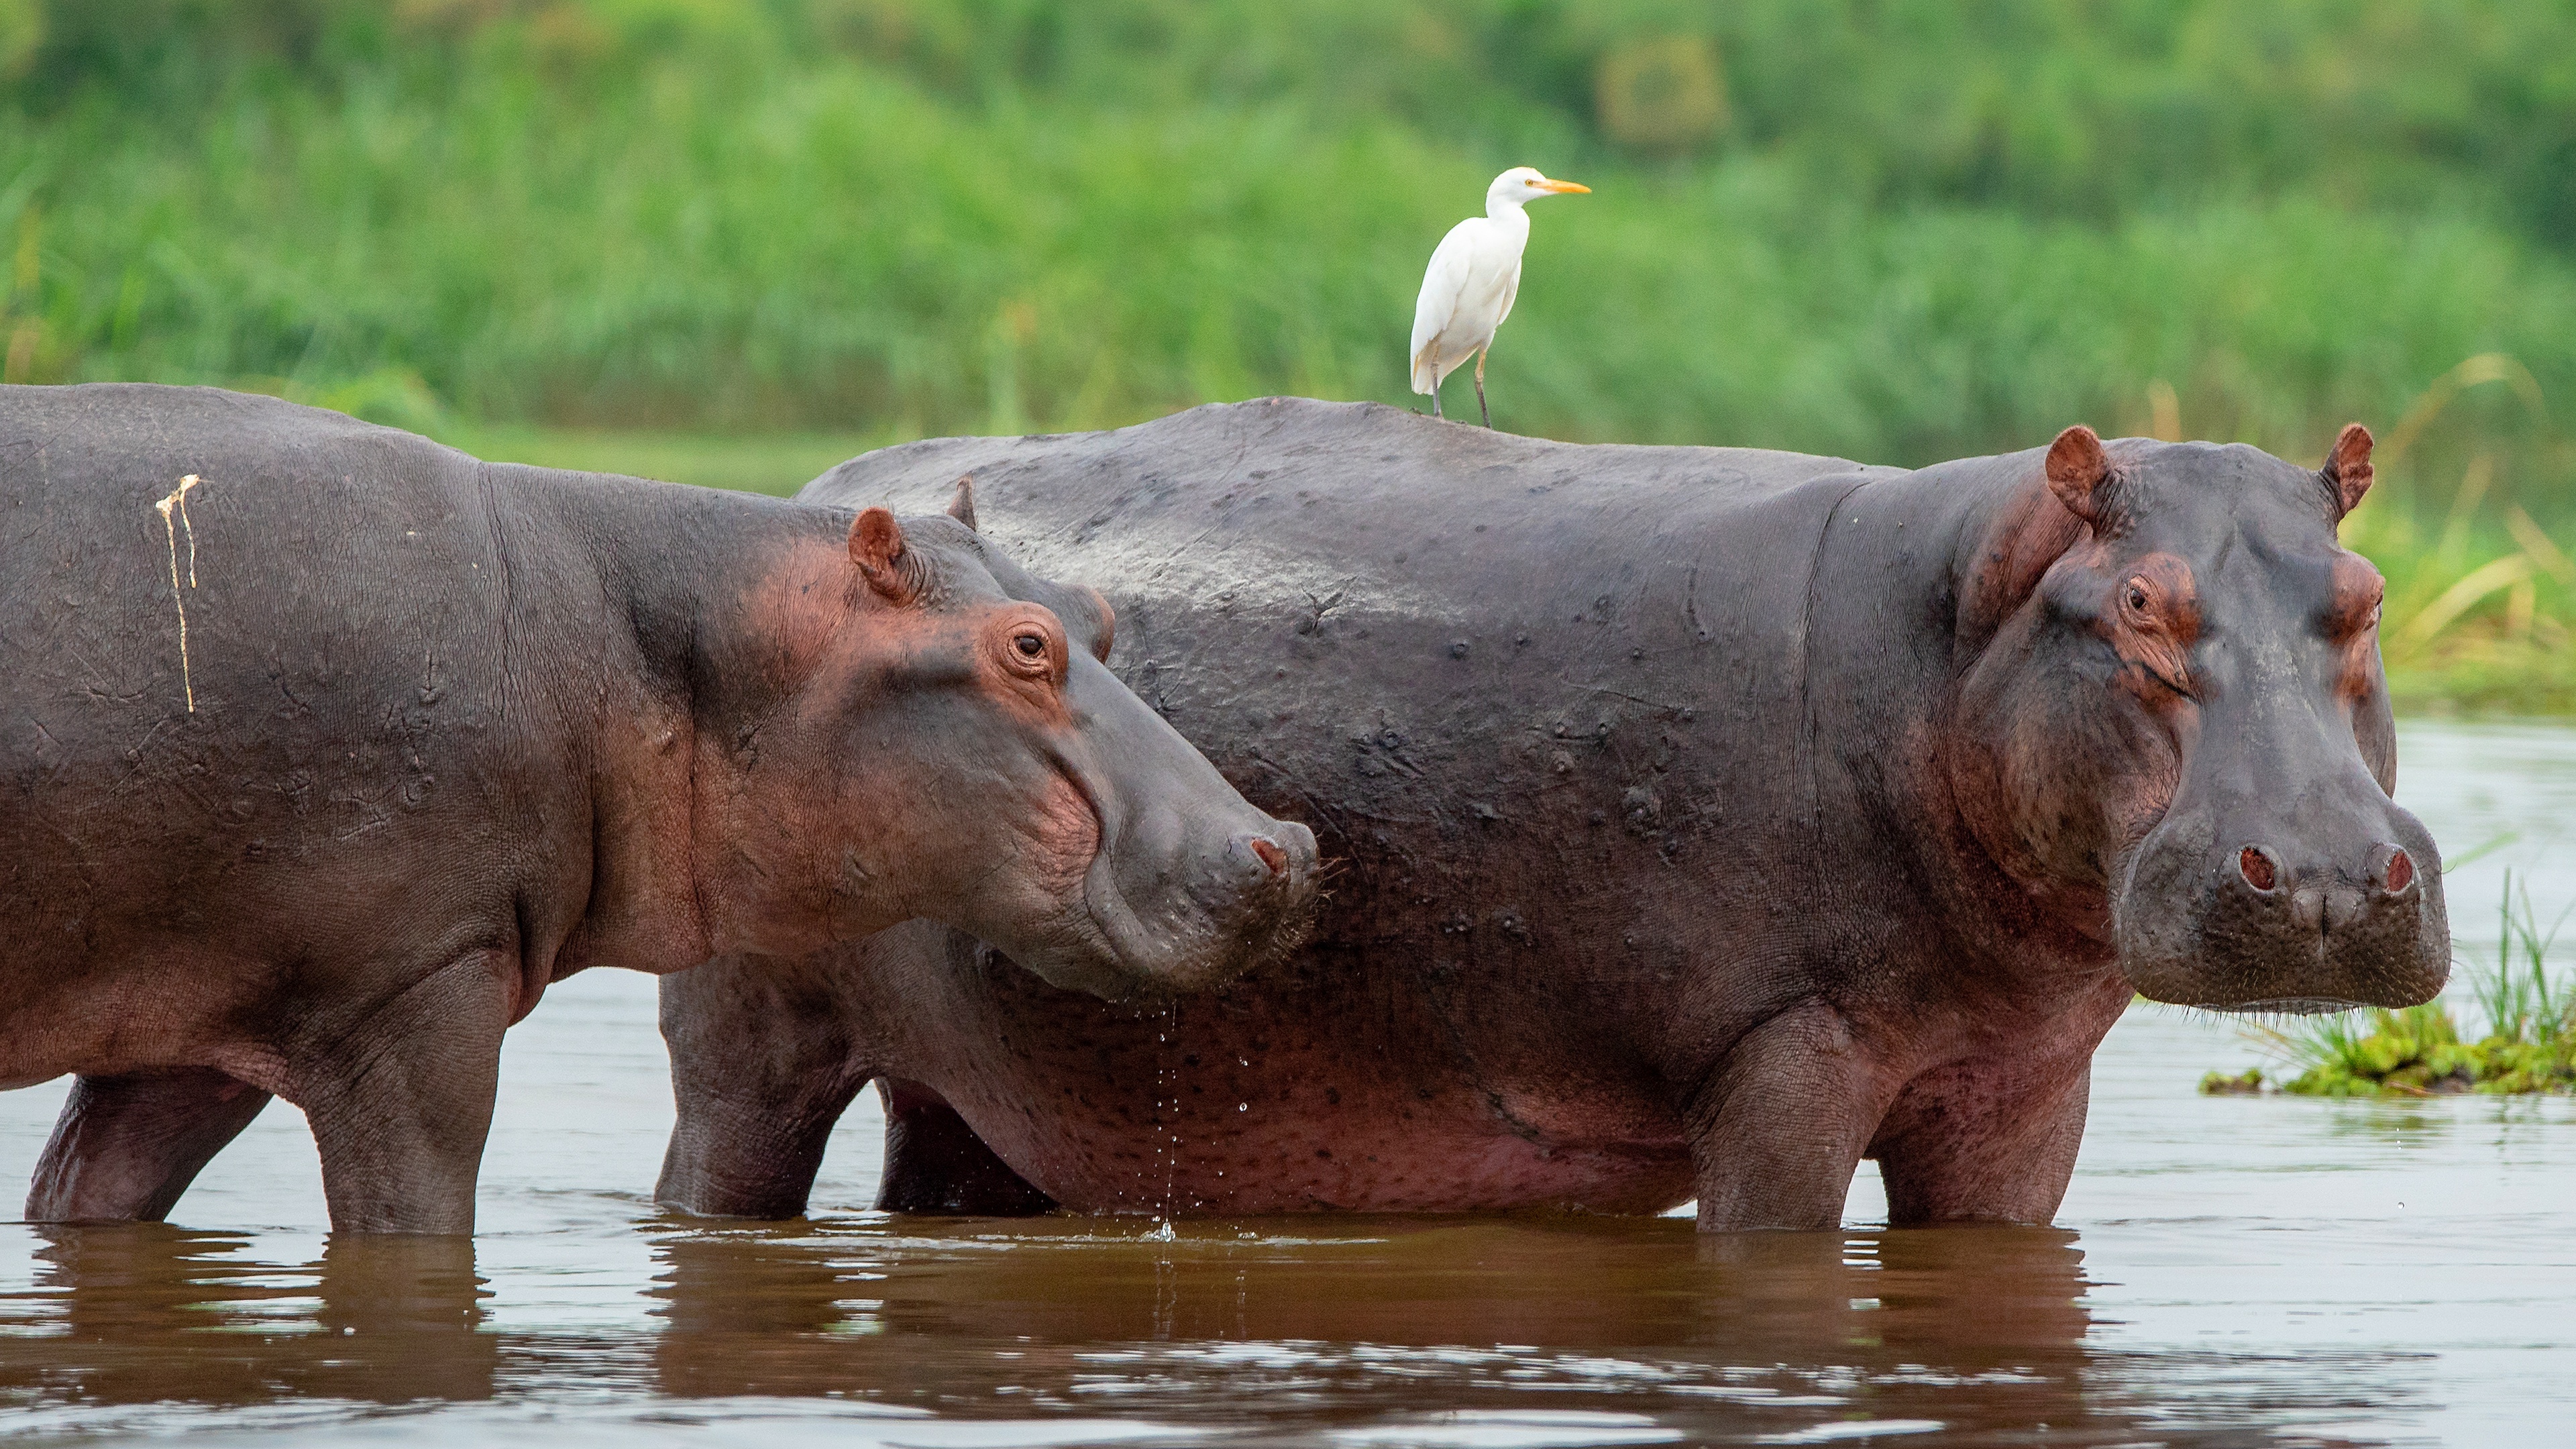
[433,419,882,496]
[1,0,2572,706]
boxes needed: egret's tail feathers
[1410,343,1443,396]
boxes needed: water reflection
[0,1216,2127,1442]
[0,1156,2461,1445]
[0,1228,493,1416]
[641,1217,2120,1441]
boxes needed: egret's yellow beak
[1538,178,1591,194]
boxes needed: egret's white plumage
[1409,166,1588,425]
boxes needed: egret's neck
[1484,194,1532,225]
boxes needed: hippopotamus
[656,396,2447,1230]
[0,384,1316,1234]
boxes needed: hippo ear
[2322,423,2374,519]
[946,474,979,532]
[2043,425,2111,524]
[848,506,914,601]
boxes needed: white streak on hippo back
[152,473,203,713]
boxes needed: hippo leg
[1868,1059,2092,1226]
[656,955,873,1219]
[875,1079,1055,1216]
[25,1068,274,1223]
[297,952,513,1235]
[1684,1001,1886,1232]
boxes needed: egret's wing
[1491,260,1521,333]
[1410,218,1483,392]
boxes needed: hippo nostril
[2239,846,2278,892]
[2383,847,2414,894]
[1247,837,1288,877]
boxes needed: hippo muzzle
[1073,810,1320,997]
[992,651,1321,1000]
[2114,767,2449,1012]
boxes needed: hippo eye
[2124,581,2151,614]
[997,616,1066,682]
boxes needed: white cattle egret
[1409,166,1589,427]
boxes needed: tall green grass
[1,4,2569,460]
[4,1,2575,704]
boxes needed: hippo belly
[878,936,1695,1215]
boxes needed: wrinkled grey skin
[658,397,2445,1231]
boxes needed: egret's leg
[1474,350,1491,428]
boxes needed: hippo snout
[1195,821,1321,949]
[1037,808,1319,1000]
[2117,806,2449,1013]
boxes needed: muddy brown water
[4,720,2573,1447]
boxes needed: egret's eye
[1014,633,1046,659]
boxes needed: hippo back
[804,397,1900,975]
